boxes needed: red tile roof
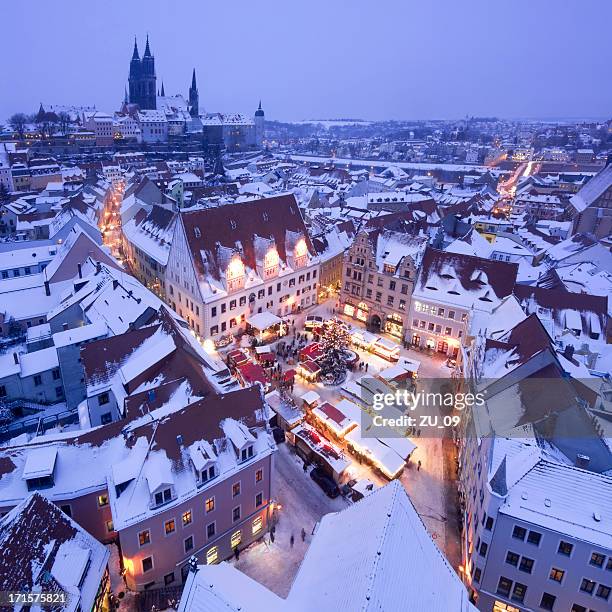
[181,194,314,280]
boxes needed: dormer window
[263,247,279,278]
[240,445,254,462]
[293,238,308,269]
[201,465,217,484]
[154,487,173,507]
[226,256,245,292]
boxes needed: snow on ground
[233,442,347,597]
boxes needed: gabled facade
[339,229,425,340]
[408,247,518,356]
[164,195,319,341]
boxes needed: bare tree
[57,111,71,135]
[9,113,28,139]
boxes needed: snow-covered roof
[247,311,282,330]
[22,447,58,479]
[570,164,612,212]
[290,480,474,611]
[500,459,612,550]
[0,493,109,612]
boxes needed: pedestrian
[234,546,240,560]
[417,428,421,437]
[301,527,306,542]
[365,363,369,373]
[417,459,422,471]
[290,534,295,548]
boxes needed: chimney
[176,434,184,447]
[575,454,590,469]
[112,279,119,290]
[44,280,50,296]
[563,344,575,361]
[77,263,82,278]
[95,262,101,274]
[13,352,19,365]
[62,323,68,331]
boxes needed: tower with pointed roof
[188,69,199,118]
[254,100,265,147]
[128,36,157,110]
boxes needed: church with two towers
[126,36,263,149]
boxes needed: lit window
[549,568,564,583]
[138,530,151,547]
[231,530,241,549]
[182,510,192,527]
[252,516,263,535]
[205,497,215,513]
[97,494,109,507]
[206,546,218,565]
[164,519,176,535]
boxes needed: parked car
[304,315,324,331]
[309,467,340,498]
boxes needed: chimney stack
[77,263,82,279]
[13,352,19,365]
[44,280,50,296]
[563,344,575,361]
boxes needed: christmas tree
[319,318,351,384]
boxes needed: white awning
[247,312,282,330]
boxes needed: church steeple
[132,37,140,60]
[130,34,156,110]
[143,34,152,58]
[160,81,165,97]
[188,68,199,118]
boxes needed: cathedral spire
[191,68,197,90]
[144,34,152,58]
[124,85,128,105]
[132,37,140,60]
[160,81,165,97]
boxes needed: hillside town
[1,16,612,612]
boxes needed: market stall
[298,359,321,382]
[266,389,304,431]
[311,401,358,439]
[235,362,269,390]
[299,390,321,410]
[292,422,350,482]
[246,312,285,341]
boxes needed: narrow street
[100,179,125,262]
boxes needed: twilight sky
[1,0,610,122]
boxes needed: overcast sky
[1,0,610,122]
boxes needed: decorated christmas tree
[319,318,351,383]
